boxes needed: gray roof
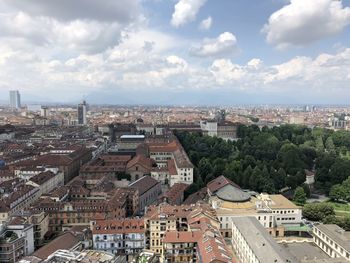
[232,217,298,263]
[216,184,251,202]
[315,224,350,253]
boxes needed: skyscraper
[41,106,48,118]
[77,100,87,125]
[9,90,21,109]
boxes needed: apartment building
[92,218,145,261]
[231,217,297,263]
[0,228,26,263]
[144,202,225,261]
[158,183,189,206]
[12,146,92,183]
[31,188,129,232]
[27,211,49,248]
[6,218,35,256]
[161,206,233,263]
[1,184,40,216]
[313,224,350,261]
[163,231,201,262]
[26,170,64,196]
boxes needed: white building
[15,167,60,181]
[7,221,35,256]
[148,140,193,186]
[26,170,64,196]
[200,120,218,137]
[92,219,145,262]
[231,217,298,263]
[313,224,350,261]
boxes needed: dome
[216,184,251,202]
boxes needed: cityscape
[1,1,350,263]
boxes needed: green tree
[302,203,335,221]
[342,177,350,202]
[293,186,307,205]
[329,184,346,202]
[242,165,253,189]
[198,158,212,181]
[325,137,336,155]
[315,136,325,153]
[249,166,262,191]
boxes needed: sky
[1,0,350,105]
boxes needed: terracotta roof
[32,231,82,260]
[101,155,132,163]
[129,176,160,196]
[207,175,240,194]
[145,203,196,220]
[160,183,189,205]
[167,159,177,175]
[184,187,207,205]
[92,218,145,234]
[126,155,154,170]
[163,231,201,243]
[29,171,55,186]
[196,225,234,263]
[148,140,178,153]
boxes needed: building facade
[313,224,350,261]
[92,219,145,262]
[78,101,87,125]
[231,217,297,263]
[9,90,21,110]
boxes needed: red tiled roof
[126,155,154,170]
[160,183,188,204]
[92,218,145,234]
[207,175,240,194]
[163,231,201,243]
[32,231,82,260]
[129,176,160,196]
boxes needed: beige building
[144,203,233,263]
[208,176,302,238]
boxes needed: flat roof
[315,224,350,253]
[232,217,298,263]
[281,242,330,262]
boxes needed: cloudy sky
[1,0,350,105]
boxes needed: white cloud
[1,40,350,102]
[263,0,350,49]
[247,58,263,69]
[199,16,212,30]
[0,0,144,55]
[3,0,140,23]
[190,32,238,57]
[171,0,207,27]
[210,59,246,84]
[0,12,126,54]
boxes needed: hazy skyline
[1,0,350,105]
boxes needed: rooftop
[315,224,350,253]
[232,217,298,263]
[129,175,160,196]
